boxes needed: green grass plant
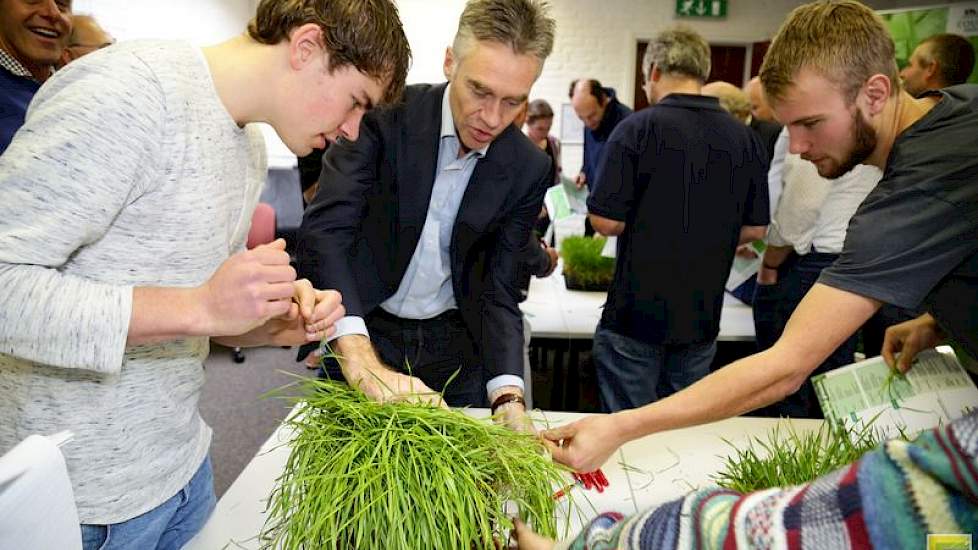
[711,420,891,493]
[260,377,571,549]
[560,236,614,290]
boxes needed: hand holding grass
[335,334,446,407]
[233,283,344,347]
[491,386,533,433]
[882,313,945,373]
[541,413,629,473]
[512,518,556,550]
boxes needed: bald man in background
[60,13,113,65]
[569,78,632,190]
[745,75,774,121]
[743,76,781,161]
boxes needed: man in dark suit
[296,0,555,428]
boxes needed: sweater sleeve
[0,51,165,373]
[553,413,978,549]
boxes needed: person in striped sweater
[517,412,977,549]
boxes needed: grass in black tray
[560,236,614,291]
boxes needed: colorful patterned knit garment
[557,411,978,549]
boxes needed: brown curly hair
[248,0,411,103]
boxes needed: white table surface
[186,408,820,549]
[519,263,756,341]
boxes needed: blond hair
[760,1,899,105]
[452,0,555,65]
[701,81,751,123]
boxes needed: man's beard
[822,108,877,179]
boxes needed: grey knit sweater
[0,40,266,524]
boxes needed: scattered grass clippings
[711,420,897,493]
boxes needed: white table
[186,409,820,549]
[519,264,755,342]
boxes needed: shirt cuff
[486,375,525,398]
[326,315,369,344]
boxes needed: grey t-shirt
[0,40,266,523]
[819,85,978,358]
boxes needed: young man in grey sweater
[0,1,410,548]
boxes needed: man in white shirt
[752,131,881,416]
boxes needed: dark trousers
[320,309,484,407]
[593,324,716,413]
[752,251,857,418]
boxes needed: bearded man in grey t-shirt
[0,1,410,548]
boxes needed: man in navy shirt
[587,26,769,412]
[569,79,632,190]
[0,0,71,155]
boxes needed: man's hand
[735,243,758,259]
[491,386,533,433]
[540,244,559,278]
[336,335,446,407]
[291,280,345,341]
[882,313,945,373]
[223,283,344,348]
[540,413,625,472]
[193,239,296,336]
[756,264,778,285]
[512,519,555,550]
[574,172,587,190]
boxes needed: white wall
[72,0,253,45]
[71,0,296,167]
[397,0,817,175]
[69,0,953,170]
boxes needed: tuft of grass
[260,377,572,550]
[711,420,895,493]
[560,236,615,290]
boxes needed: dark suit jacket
[296,83,551,383]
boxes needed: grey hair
[451,0,556,66]
[642,26,711,83]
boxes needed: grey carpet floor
[199,344,313,497]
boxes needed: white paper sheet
[814,347,978,438]
[0,432,81,550]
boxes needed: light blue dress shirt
[328,85,524,395]
[380,87,486,318]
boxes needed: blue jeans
[80,456,216,550]
[593,324,716,412]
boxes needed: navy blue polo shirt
[0,66,40,155]
[588,93,769,345]
[582,92,632,189]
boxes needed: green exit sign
[676,0,727,18]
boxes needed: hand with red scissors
[541,413,629,473]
